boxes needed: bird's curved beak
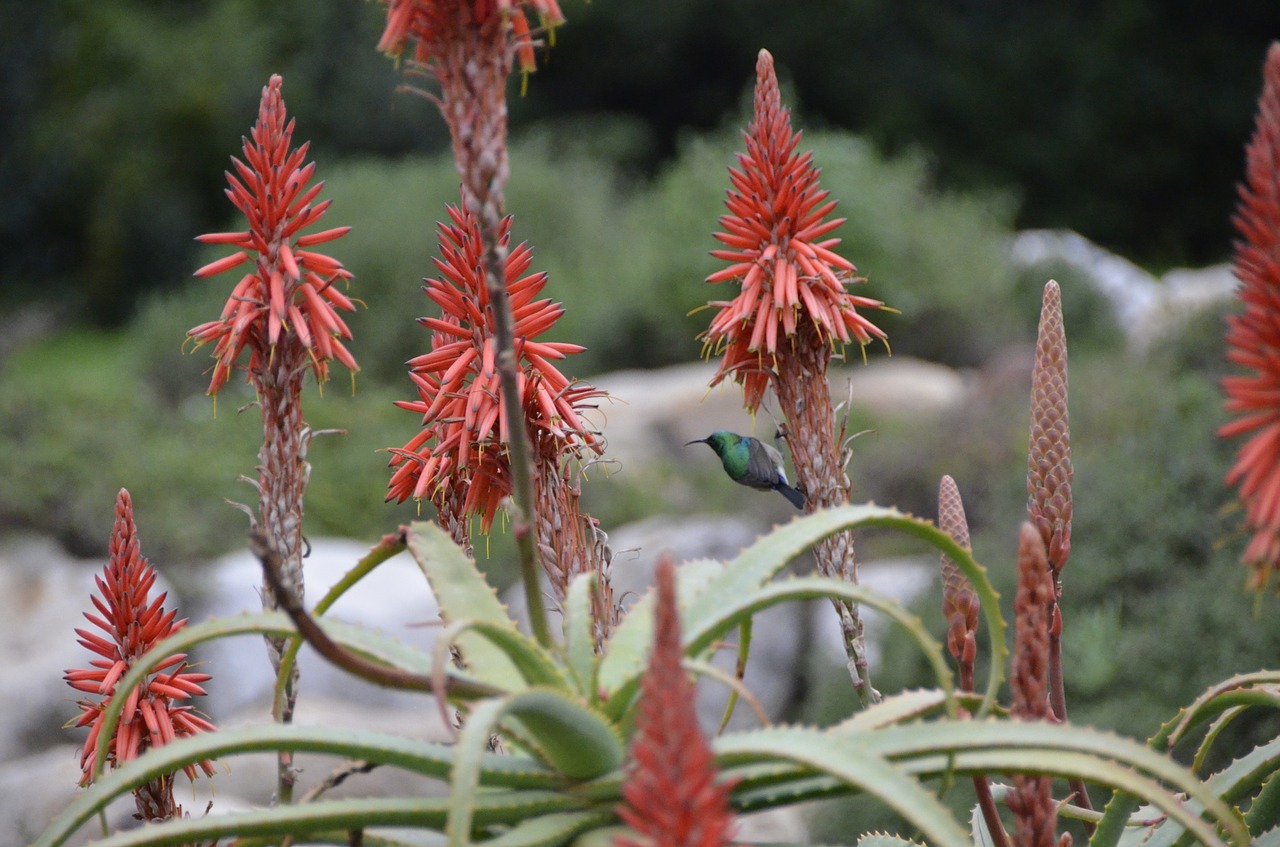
[685,438,707,446]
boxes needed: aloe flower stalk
[702,49,889,706]
[1222,42,1280,591]
[615,556,737,847]
[1026,279,1093,822]
[937,475,1010,847]
[377,0,563,229]
[387,201,612,627]
[65,489,216,823]
[378,3,616,646]
[938,475,979,690]
[1026,279,1072,709]
[187,73,355,799]
[1007,522,1061,847]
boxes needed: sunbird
[686,430,806,509]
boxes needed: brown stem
[773,337,879,707]
[249,529,503,701]
[1047,602,1095,830]
[974,775,1013,847]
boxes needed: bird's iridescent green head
[685,430,742,457]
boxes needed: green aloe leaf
[85,611,494,785]
[596,557,723,699]
[407,521,523,689]
[562,570,600,697]
[855,721,1247,847]
[434,618,570,693]
[48,793,577,847]
[714,726,972,847]
[36,723,558,847]
[689,504,1006,715]
[602,575,955,722]
[477,810,616,847]
[450,689,623,847]
[858,834,927,847]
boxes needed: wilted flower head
[378,0,565,74]
[387,200,603,531]
[379,0,565,72]
[702,49,888,410]
[65,490,215,793]
[615,557,737,847]
[188,74,356,396]
[1221,43,1280,589]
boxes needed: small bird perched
[686,430,806,509]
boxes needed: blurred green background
[4,1,1280,821]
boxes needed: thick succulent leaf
[838,689,953,731]
[35,723,557,847]
[688,504,1006,715]
[562,570,599,697]
[596,557,723,701]
[858,834,927,847]
[1125,737,1280,847]
[969,784,1009,847]
[714,726,971,847]
[1164,671,1280,749]
[408,521,523,689]
[450,689,623,847]
[478,810,615,847]
[41,793,577,847]
[435,618,570,693]
[1253,828,1280,847]
[1095,672,1280,847]
[603,576,955,722]
[85,611,492,784]
[854,721,1245,847]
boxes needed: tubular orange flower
[615,557,737,847]
[188,74,357,396]
[377,0,564,74]
[387,200,603,533]
[1222,43,1280,590]
[65,490,215,809]
[702,49,888,410]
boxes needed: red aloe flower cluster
[188,74,356,396]
[703,49,888,410]
[388,201,603,534]
[1222,43,1280,590]
[378,0,564,75]
[65,490,215,817]
[616,557,737,847]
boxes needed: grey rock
[1010,229,1236,351]
[193,537,442,720]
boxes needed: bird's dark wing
[744,440,784,490]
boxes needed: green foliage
[37,511,1270,847]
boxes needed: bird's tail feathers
[776,483,806,510]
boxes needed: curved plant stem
[250,529,503,700]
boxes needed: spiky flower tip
[387,200,604,532]
[1027,280,1072,578]
[938,475,980,677]
[701,49,888,411]
[378,0,565,74]
[1221,43,1280,590]
[64,490,215,810]
[188,74,357,396]
[615,557,738,847]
